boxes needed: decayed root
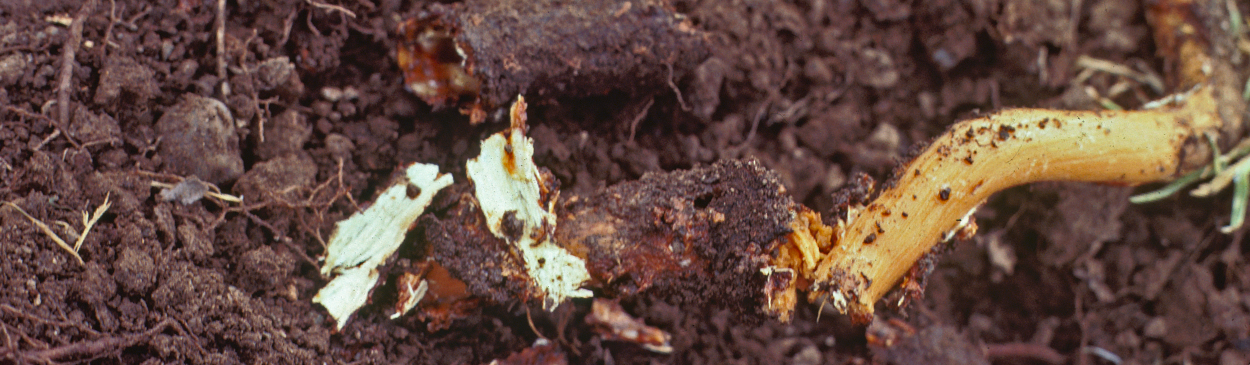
[396,0,708,122]
[400,96,804,329]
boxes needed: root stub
[397,0,708,120]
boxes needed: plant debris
[487,339,567,365]
[2,194,111,265]
[157,176,210,205]
[586,298,673,353]
[465,97,592,308]
[313,162,453,330]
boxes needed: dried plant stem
[1,195,112,266]
[4,202,83,265]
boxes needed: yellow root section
[784,87,1224,323]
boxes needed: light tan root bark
[796,88,1224,322]
[786,0,1245,323]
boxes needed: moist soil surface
[0,0,1248,364]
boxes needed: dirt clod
[254,56,304,100]
[870,322,988,365]
[76,262,117,304]
[114,247,156,295]
[177,223,214,263]
[690,57,728,121]
[255,110,312,160]
[93,55,159,107]
[155,94,244,185]
[1036,183,1131,266]
[0,52,30,86]
[233,154,317,202]
[83,171,149,215]
[236,245,296,293]
[69,104,121,145]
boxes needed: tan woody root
[806,89,1226,322]
[786,0,1243,322]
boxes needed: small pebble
[321,87,343,102]
[311,100,333,117]
[791,345,822,365]
[1143,317,1167,339]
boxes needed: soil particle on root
[400,0,709,113]
[155,94,244,185]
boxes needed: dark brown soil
[0,0,1247,364]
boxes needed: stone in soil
[155,94,244,185]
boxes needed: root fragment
[15,319,180,363]
[586,298,672,353]
[396,0,708,121]
[805,0,1246,323]
[811,87,1226,322]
